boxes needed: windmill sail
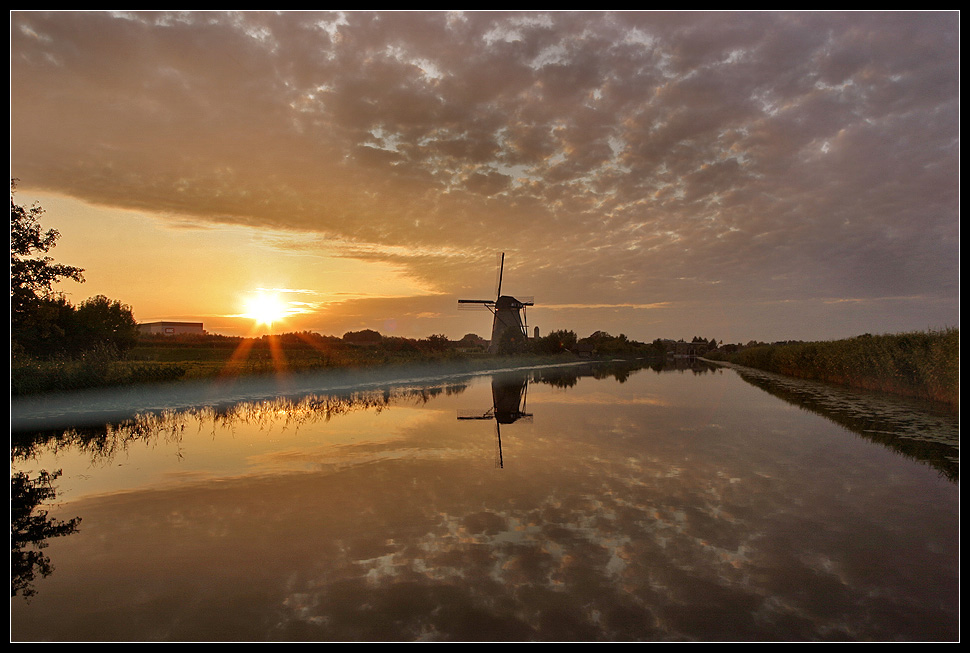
[458,253,535,353]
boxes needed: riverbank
[9,344,588,399]
[11,329,664,398]
[705,328,958,410]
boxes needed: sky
[10,10,960,344]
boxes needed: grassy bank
[707,328,959,409]
[11,355,189,397]
[10,336,586,398]
[11,329,663,398]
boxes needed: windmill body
[458,253,535,354]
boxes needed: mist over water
[11,360,958,642]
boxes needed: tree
[421,333,451,351]
[69,295,140,355]
[457,333,487,350]
[11,294,76,358]
[11,181,138,360]
[533,329,577,354]
[11,180,84,306]
[11,181,86,357]
[342,329,383,345]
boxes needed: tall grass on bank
[716,329,958,408]
[11,353,187,397]
[10,339,578,398]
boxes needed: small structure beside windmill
[458,253,535,354]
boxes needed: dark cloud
[10,10,958,341]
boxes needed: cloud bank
[10,11,959,341]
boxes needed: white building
[138,321,205,336]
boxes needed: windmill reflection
[458,373,532,468]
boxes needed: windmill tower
[458,253,534,354]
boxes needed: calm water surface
[10,360,959,642]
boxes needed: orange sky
[10,11,960,343]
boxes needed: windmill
[458,253,534,354]
[457,372,532,468]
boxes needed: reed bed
[724,328,958,408]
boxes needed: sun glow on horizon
[241,291,291,328]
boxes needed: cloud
[10,11,959,340]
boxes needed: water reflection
[9,360,488,433]
[454,361,670,468]
[11,381,472,466]
[10,361,651,474]
[458,372,533,468]
[722,363,959,482]
[11,470,82,599]
[9,360,958,641]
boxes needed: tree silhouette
[422,333,451,351]
[11,181,140,359]
[11,180,84,302]
[11,180,86,356]
[533,329,577,354]
[70,294,140,355]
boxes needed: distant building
[139,321,205,336]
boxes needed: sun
[242,291,289,327]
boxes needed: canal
[10,359,959,641]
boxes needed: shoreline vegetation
[704,328,958,411]
[11,327,958,412]
[9,329,649,399]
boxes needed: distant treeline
[130,328,664,358]
[706,328,959,408]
